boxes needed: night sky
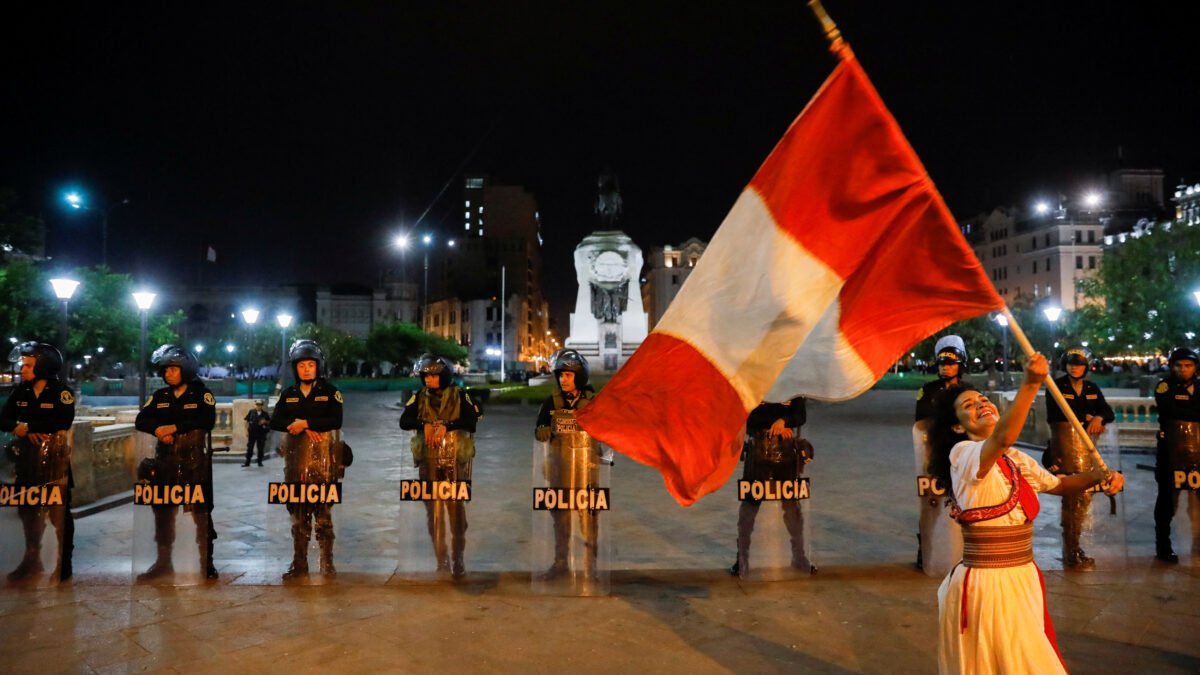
[5,2,1197,328]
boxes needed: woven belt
[961,523,1034,568]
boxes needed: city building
[641,238,707,330]
[1174,181,1200,225]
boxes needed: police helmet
[150,344,199,382]
[288,339,325,380]
[413,353,455,388]
[933,335,968,372]
[552,349,590,389]
[7,341,63,378]
[1061,347,1092,373]
[1168,347,1199,367]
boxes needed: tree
[292,322,366,376]
[0,188,47,257]
[64,266,180,372]
[1079,222,1200,356]
[366,321,468,373]
[0,259,56,344]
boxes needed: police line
[737,478,809,501]
[0,484,64,506]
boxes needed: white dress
[937,440,1066,675]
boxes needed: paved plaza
[1,390,1198,673]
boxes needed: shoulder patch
[406,395,416,405]
[60,390,74,405]
[1156,382,1169,394]
[203,392,215,406]
[334,390,343,403]
[144,396,154,408]
[916,388,924,401]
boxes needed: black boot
[1157,540,1179,564]
[7,548,43,582]
[319,539,336,576]
[283,540,309,580]
[137,546,174,582]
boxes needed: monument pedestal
[565,231,648,373]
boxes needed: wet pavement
[1,390,1198,673]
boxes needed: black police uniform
[270,378,343,569]
[1044,374,1115,567]
[243,407,271,466]
[734,397,812,576]
[400,384,479,575]
[134,379,218,578]
[535,387,599,576]
[914,378,972,424]
[0,377,75,581]
[1153,375,1200,559]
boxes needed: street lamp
[63,190,130,267]
[242,309,259,399]
[1043,306,1063,363]
[995,313,1010,388]
[49,278,80,356]
[276,313,293,394]
[131,291,156,403]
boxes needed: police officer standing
[243,400,270,467]
[1044,347,1114,570]
[270,340,345,579]
[730,396,812,578]
[534,350,602,580]
[1152,347,1200,563]
[0,342,75,582]
[400,354,479,579]
[913,335,971,570]
[134,344,218,580]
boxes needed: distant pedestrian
[243,400,270,467]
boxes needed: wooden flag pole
[807,0,846,54]
[1000,306,1111,476]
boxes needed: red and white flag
[576,48,1004,506]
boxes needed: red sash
[951,454,1039,523]
[997,454,1040,521]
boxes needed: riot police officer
[534,350,602,580]
[1044,347,1114,570]
[270,339,346,579]
[730,396,812,577]
[1152,347,1200,563]
[133,344,218,580]
[400,353,479,579]
[0,342,75,582]
[913,335,972,570]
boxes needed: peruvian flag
[576,48,1004,506]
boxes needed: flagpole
[806,0,845,54]
[1000,306,1111,476]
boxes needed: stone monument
[565,174,649,373]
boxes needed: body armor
[282,429,345,484]
[10,430,71,487]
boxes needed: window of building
[463,308,469,321]
[466,177,484,188]
[664,257,673,268]
[450,311,456,324]
[1046,257,1051,270]
[1087,230,1095,243]
[1034,284,1039,297]
[1045,234,1050,246]
[1031,237,1036,250]
[672,274,679,285]
[486,307,493,321]
[1075,256,1083,269]
[1088,256,1096,269]
[465,200,470,207]
[1033,261,1038,273]
[1074,230,1082,243]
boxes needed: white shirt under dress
[936,439,1066,675]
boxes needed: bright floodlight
[131,291,156,311]
[49,278,80,300]
[1083,192,1102,208]
[65,192,82,208]
[194,344,205,353]
[423,234,432,244]
[447,239,456,247]
[1043,306,1062,322]
[277,313,294,328]
[226,344,236,353]
[995,314,1009,327]
[242,308,260,325]
[1034,202,1050,215]
[394,234,410,249]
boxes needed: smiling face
[951,389,999,440]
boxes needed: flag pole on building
[1000,306,1112,476]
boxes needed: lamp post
[276,313,293,394]
[242,309,259,399]
[1043,306,1063,364]
[48,277,80,357]
[132,291,156,403]
[995,313,1010,388]
[64,191,130,267]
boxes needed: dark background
[3,1,1197,326]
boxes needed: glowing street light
[1043,306,1062,322]
[242,309,260,398]
[1034,202,1050,215]
[131,290,157,402]
[394,234,410,250]
[194,344,205,354]
[1083,192,1102,209]
[995,313,1010,388]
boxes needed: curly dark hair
[927,383,981,492]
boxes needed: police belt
[1165,420,1200,470]
[960,523,1034,568]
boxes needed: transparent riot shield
[1038,425,1128,572]
[1,431,72,587]
[131,429,210,585]
[396,427,473,581]
[913,424,962,578]
[531,410,612,596]
[268,430,345,584]
[732,431,815,581]
[1166,421,1200,566]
